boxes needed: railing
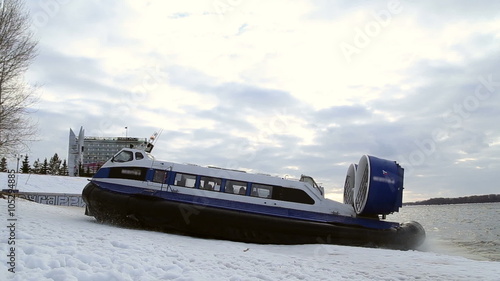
[2,191,85,207]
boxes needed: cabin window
[251,184,273,198]
[225,180,247,195]
[272,186,314,204]
[135,152,144,160]
[200,176,221,191]
[152,170,167,183]
[174,173,197,188]
[113,150,133,162]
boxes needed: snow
[2,173,500,280]
[0,173,89,194]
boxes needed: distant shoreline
[404,194,500,206]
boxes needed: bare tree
[0,0,38,155]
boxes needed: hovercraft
[82,143,425,250]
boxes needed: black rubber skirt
[82,182,425,250]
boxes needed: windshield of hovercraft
[300,175,324,196]
[113,150,133,162]
[112,150,154,162]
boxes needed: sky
[9,0,500,202]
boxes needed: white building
[68,127,85,177]
[68,127,147,176]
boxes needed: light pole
[16,154,23,173]
[125,126,128,139]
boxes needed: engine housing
[347,155,404,215]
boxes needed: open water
[388,202,500,261]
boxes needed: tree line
[404,194,500,205]
[0,153,70,175]
[0,154,100,177]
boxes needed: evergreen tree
[60,159,68,176]
[48,153,61,175]
[0,157,7,172]
[41,158,48,175]
[21,155,30,173]
[32,158,40,174]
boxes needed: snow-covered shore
[0,173,89,194]
[1,173,500,280]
